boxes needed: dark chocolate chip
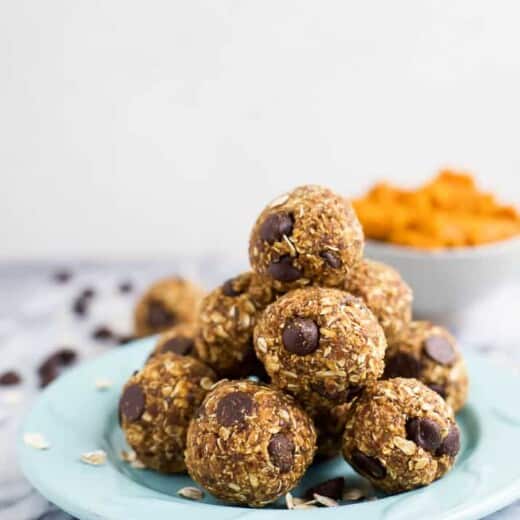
[38,348,78,388]
[436,426,460,457]
[119,384,145,422]
[423,335,456,365]
[305,477,345,500]
[351,449,386,479]
[268,432,295,473]
[427,383,446,399]
[267,255,302,282]
[384,353,421,379]
[216,391,254,427]
[147,300,175,329]
[320,250,342,268]
[118,334,137,345]
[53,270,72,283]
[92,325,114,341]
[222,278,243,297]
[346,385,363,402]
[406,417,442,453]
[80,288,95,299]
[0,370,21,386]
[160,336,194,356]
[282,317,319,355]
[119,281,133,293]
[259,212,294,244]
[72,297,88,317]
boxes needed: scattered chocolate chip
[216,391,254,427]
[267,255,302,282]
[346,385,363,402]
[119,384,145,422]
[423,335,456,365]
[0,370,21,386]
[268,433,294,473]
[147,300,175,329]
[53,269,72,283]
[305,477,345,500]
[92,325,114,341]
[351,449,386,479]
[80,287,95,299]
[38,348,78,388]
[436,426,460,457]
[384,353,421,379]
[259,212,294,244]
[119,281,133,293]
[427,383,446,399]
[282,317,319,355]
[118,334,137,346]
[72,297,88,317]
[406,417,442,453]
[222,278,243,297]
[160,336,194,356]
[320,251,342,268]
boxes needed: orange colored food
[353,170,520,250]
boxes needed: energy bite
[249,185,364,291]
[383,321,468,412]
[185,380,316,506]
[254,287,387,414]
[148,323,197,360]
[345,258,412,343]
[134,277,204,337]
[342,378,461,493]
[194,272,274,378]
[119,352,215,473]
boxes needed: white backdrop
[2,0,520,262]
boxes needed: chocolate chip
[72,297,88,317]
[427,383,446,399]
[346,385,363,402]
[423,335,456,365]
[320,250,342,268]
[384,353,421,379]
[406,417,442,453]
[0,371,21,386]
[161,336,194,356]
[119,281,133,293]
[305,477,345,500]
[119,384,145,422]
[222,278,243,297]
[267,255,302,282]
[53,269,72,283]
[282,318,319,355]
[351,449,386,479]
[38,348,78,388]
[92,325,114,341]
[436,426,460,457]
[216,391,254,426]
[259,212,294,243]
[80,287,95,299]
[118,334,137,346]
[268,433,295,473]
[147,300,175,329]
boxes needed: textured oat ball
[119,352,215,473]
[342,378,461,493]
[134,277,204,336]
[185,380,316,506]
[147,323,198,361]
[249,185,364,291]
[345,258,413,343]
[194,272,275,378]
[254,287,387,414]
[383,321,469,412]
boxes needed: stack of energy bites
[119,185,469,507]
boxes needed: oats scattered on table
[178,487,204,501]
[23,433,50,450]
[313,493,339,507]
[80,450,107,466]
[342,487,366,501]
[95,378,113,390]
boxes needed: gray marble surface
[0,261,519,520]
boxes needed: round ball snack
[342,378,461,493]
[185,380,316,506]
[147,323,197,360]
[119,352,216,473]
[194,272,274,378]
[383,321,469,412]
[134,277,204,337]
[345,258,413,343]
[249,185,364,291]
[254,287,387,414]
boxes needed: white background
[2,0,520,263]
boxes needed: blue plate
[18,338,520,520]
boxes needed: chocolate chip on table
[267,255,302,282]
[118,334,137,346]
[436,426,460,457]
[268,433,295,473]
[427,383,447,399]
[423,335,456,365]
[38,348,78,388]
[119,281,133,293]
[119,384,146,422]
[351,449,387,479]
[0,370,22,386]
[259,212,294,244]
[160,336,194,356]
[92,325,114,341]
[320,250,342,268]
[222,278,243,297]
[406,417,442,453]
[282,317,320,355]
[216,391,254,427]
[80,287,95,299]
[53,269,72,283]
[384,353,421,379]
[305,477,345,500]
[147,300,175,329]
[72,297,88,317]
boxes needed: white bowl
[364,237,520,328]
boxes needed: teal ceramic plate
[18,338,520,520]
